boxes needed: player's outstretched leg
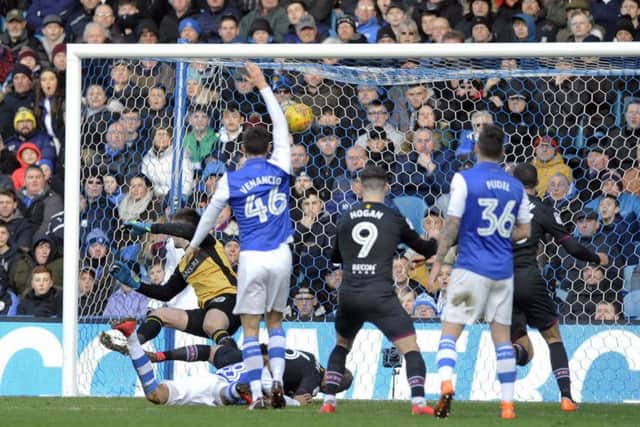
[434,334,457,418]
[113,319,160,398]
[267,326,287,409]
[149,344,212,363]
[320,344,349,413]
[135,313,165,344]
[495,341,517,419]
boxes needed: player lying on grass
[111,319,352,407]
[142,343,352,406]
[102,208,240,355]
[111,318,250,406]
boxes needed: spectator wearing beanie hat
[336,14,368,43]
[0,63,35,139]
[5,107,57,164]
[376,26,397,42]
[249,18,274,43]
[51,44,66,73]
[614,15,638,41]
[455,0,494,38]
[178,17,202,43]
[469,15,494,42]
[135,19,160,44]
[413,293,439,319]
[18,47,42,79]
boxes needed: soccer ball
[284,103,314,133]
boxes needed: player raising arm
[429,124,531,420]
[320,165,438,416]
[184,62,293,409]
[510,163,608,411]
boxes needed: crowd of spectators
[0,0,638,324]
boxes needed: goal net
[63,44,640,402]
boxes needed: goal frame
[63,42,640,396]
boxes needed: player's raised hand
[110,261,141,289]
[183,245,199,265]
[244,61,268,90]
[124,221,151,236]
[597,252,609,266]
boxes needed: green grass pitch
[2,398,638,427]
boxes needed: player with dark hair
[430,124,532,420]
[184,62,292,409]
[511,162,608,411]
[320,165,438,415]
[102,207,240,354]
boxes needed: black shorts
[511,268,558,340]
[184,293,241,338]
[212,344,243,369]
[335,290,415,342]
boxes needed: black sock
[324,345,349,396]
[404,351,426,399]
[549,342,572,399]
[136,315,164,344]
[513,343,529,366]
[157,345,211,363]
[212,329,237,349]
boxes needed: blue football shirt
[447,162,531,280]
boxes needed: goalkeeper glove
[110,261,141,290]
[124,221,152,237]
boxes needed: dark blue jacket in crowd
[26,0,76,33]
[81,194,118,246]
[5,131,57,164]
[392,150,457,204]
[197,1,241,41]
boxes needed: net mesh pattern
[75,55,640,395]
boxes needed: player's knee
[393,335,419,355]
[513,337,534,366]
[541,324,562,344]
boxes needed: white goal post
[63,42,640,397]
